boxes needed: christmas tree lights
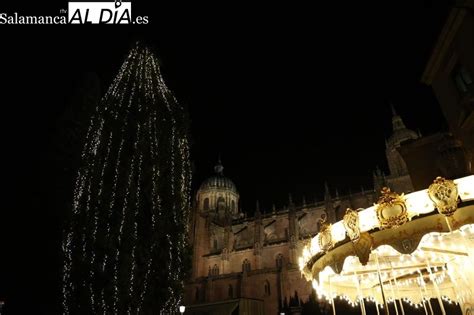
[62,42,191,314]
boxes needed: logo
[0,0,148,25]
[68,1,146,24]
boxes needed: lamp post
[179,305,186,314]
[0,301,4,315]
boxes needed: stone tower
[374,105,419,194]
[190,159,240,278]
[386,105,419,176]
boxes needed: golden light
[299,175,474,315]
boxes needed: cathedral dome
[200,175,237,192]
[199,160,237,193]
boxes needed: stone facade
[185,111,418,315]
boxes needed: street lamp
[0,301,4,315]
[179,305,186,314]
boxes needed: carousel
[299,176,474,315]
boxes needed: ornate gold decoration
[343,208,360,242]
[318,218,333,251]
[353,232,373,265]
[428,176,459,217]
[376,187,408,229]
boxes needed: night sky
[0,1,452,314]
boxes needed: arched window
[228,284,234,298]
[242,259,251,273]
[231,200,236,212]
[276,254,284,270]
[203,198,210,210]
[264,280,271,296]
[217,197,225,210]
[213,239,218,251]
[212,264,219,276]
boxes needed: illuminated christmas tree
[62,43,191,314]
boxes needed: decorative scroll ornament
[343,208,360,242]
[318,218,333,251]
[428,176,459,217]
[376,187,408,229]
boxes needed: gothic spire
[375,165,382,176]
[390,102,397,116]
[324,181,331,199]
[288,193,295,213]
[390,103,406,131]
[324,182,335,223]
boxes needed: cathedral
[183,109,419,314]
[182,3,474,311]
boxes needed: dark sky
[0,1,452,314]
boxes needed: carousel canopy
[299,175,474,312]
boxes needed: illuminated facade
[183,111,419,314]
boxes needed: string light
[62,43,191,314]
[298,175,474,311]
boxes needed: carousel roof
[298,175,474,310]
